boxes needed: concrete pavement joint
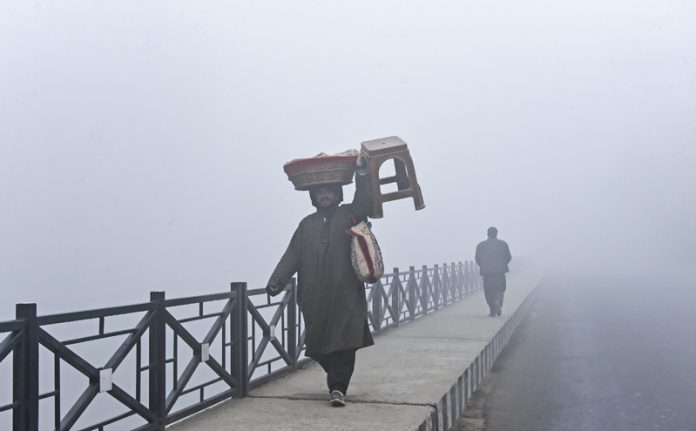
[249,394,437,409]
[388,334,495,342]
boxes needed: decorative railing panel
[1,285,247,431]
[244,279,306,389]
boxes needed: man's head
[309,184,343,209]
[487,226,498,238]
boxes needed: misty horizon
[1,0,695,315]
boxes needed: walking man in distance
[475,227,512,317]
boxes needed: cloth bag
[347,219,384,284]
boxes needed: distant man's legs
[497,275,506,315]
[483,274,506,316]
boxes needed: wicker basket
[284,154,357,190]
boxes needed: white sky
[1,0,695,314]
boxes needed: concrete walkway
[170,271,541,431]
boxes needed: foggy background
[1,0,694,316]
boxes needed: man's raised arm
[350,153,374,220]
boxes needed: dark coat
[475,238,512,276]
[267,173,375,357]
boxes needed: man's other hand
[356,151,364,166]
[266,284,284,297]
[355,151,367,175]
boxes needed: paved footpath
[170,271,541,431]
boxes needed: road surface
[473,272,696,431]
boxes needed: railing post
[471,261,476,291]
[449,262,455,301]
[433,264,440,310]
[449,262,456,300]
[442,263,449,305]
[149,291,166,430]
[421,265,429,314]
[451,262,458,300]
[458,261,465,299]
[471,261,476,294]
[409,266,417,319]
[392,267,400,326]
[14,303,39,431]
[465,261,471,295]
[372,281,382,333]
[230,282,249,398]
[475,263,481,291]
[286,278,297,368]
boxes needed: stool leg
[394,158,410,190]
[405,158,425,210]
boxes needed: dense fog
[1,0,694,315]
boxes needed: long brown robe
[267,174,375,357]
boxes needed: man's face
[314,186,339,209]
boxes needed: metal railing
[0,261,480,431]
[366,261,480,332]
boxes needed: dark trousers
[483,274,506,312]
[314,349,356,394]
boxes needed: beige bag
[347,219,384,284]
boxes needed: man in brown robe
[266,160,374,407]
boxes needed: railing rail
[0,260,480,430]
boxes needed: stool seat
[361,138,408,156]
[360,136,425,218]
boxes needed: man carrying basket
[266,150,375,407]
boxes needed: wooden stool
[361,136,425,218]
